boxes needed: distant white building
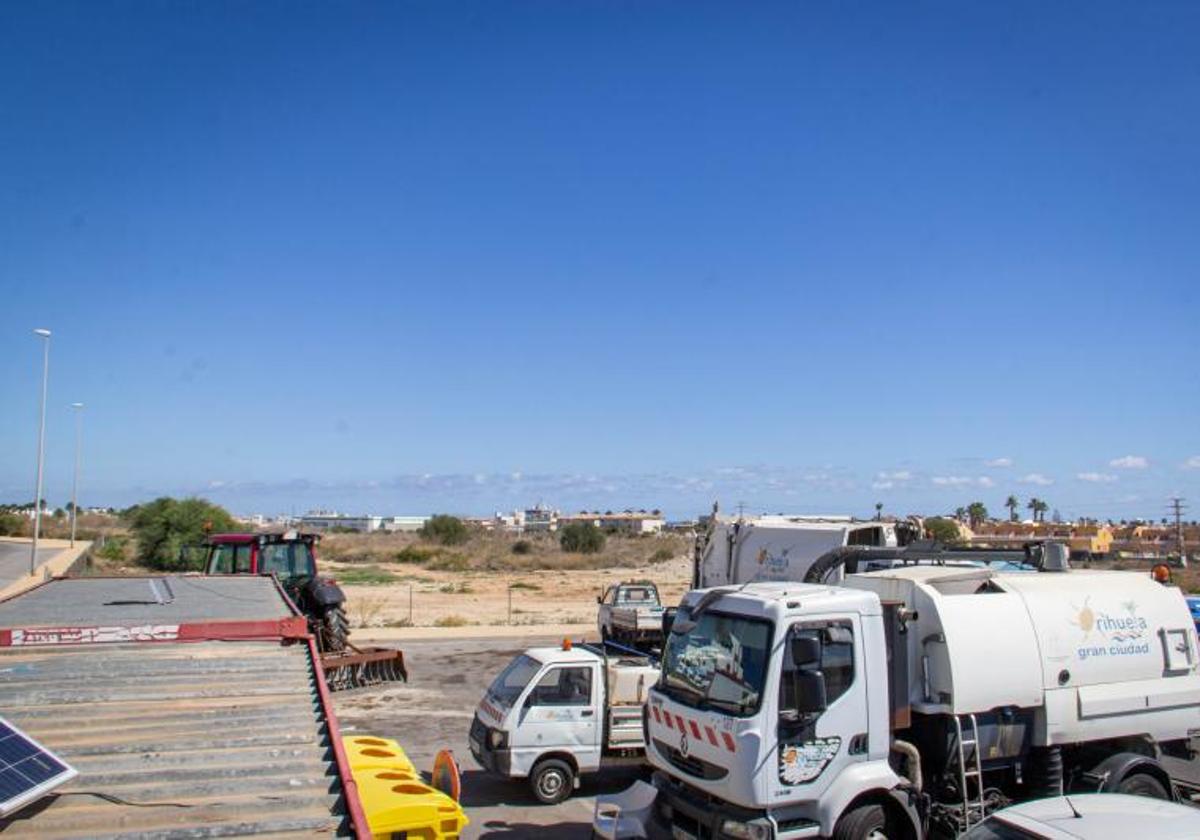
[299,511,383,533]
[384,515,430,533]
[559,510,665,535]
[523,504,557,532]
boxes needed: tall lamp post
[70,402,84,547]
[31,328,51,576]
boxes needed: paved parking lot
[0,540,61,592]
[334,633,649,838]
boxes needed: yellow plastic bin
[342,735,418,776]
[354,770,469,840]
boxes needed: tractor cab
[204,532,319,586]
[201,532,347,652]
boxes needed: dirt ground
[334,553,693,633]
[334,633,650,839]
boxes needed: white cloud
[932,475,993,488]
[1109,455,1148,470]
[985,458,1013,468]
[1077,472,1118,483]
[876,470,912,482]
[1183,456,1200,470]
[1019,473,1054,486]
[871,481,894,490]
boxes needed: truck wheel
[833,803,893,840]
[530,758,574,805]
[1116,772,1169,799]
[321,605,349,653]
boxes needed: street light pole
[31,328,51,577]
[70,403,84,547]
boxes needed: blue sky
[2,2,1198,521]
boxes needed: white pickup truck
[597,581,666,648]
[469,640,659,804]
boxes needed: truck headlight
[720,819,771,840]
[488,729,508,750]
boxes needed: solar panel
[0,716,77,817]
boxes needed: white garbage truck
[617,561,1200,839]
[470,640,659,804]
[694,514,918,589]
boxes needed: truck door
[772,616,869,803]
[513,663,602,772]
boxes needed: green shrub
[129,497,239,571]
[0,512,27,537]
[509,580,541,590]
[96,535,129,562]
[925,518,962,544]
[560,522,606,555]
[650,547,674,563]
[394,545,440,564]
[419,514,470,546]
[511,540,533,555]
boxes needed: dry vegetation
[318,528,689,572]
[316,529,693,631]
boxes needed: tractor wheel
[321,605,350,653]
[530,758,574,805]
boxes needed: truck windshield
[486,654,541,710]
[660,608,772,717]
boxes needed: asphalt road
[334,633,649,839]
[0,541,62,592]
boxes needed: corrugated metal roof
[0,639,353,838]
[0,576,293,629]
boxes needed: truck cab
[647,584,897,839]
[470,641,657,804]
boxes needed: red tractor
[200,531,406,688]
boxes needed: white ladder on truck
[953,713,986,829]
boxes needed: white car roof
[976,794,1200,839]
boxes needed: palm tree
[1036,499,1050,522]
[874,502,883,521]
[1005,495,1019,521]
[967,502,988,528]
[954,506,967,522]
[1027,497,1040,522]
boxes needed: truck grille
[652,738,728,781]
[470,715,487,744]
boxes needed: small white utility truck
[598,581,667,648]
[694,514,917,589]
[470,640,659,804]
[612,559,1200,839]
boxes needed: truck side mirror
[661,607,678,639]
[790,636,821,668]
[596,595,602,604]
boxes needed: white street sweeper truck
[610,552,1200,839]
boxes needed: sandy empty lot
[334,554,692,634]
